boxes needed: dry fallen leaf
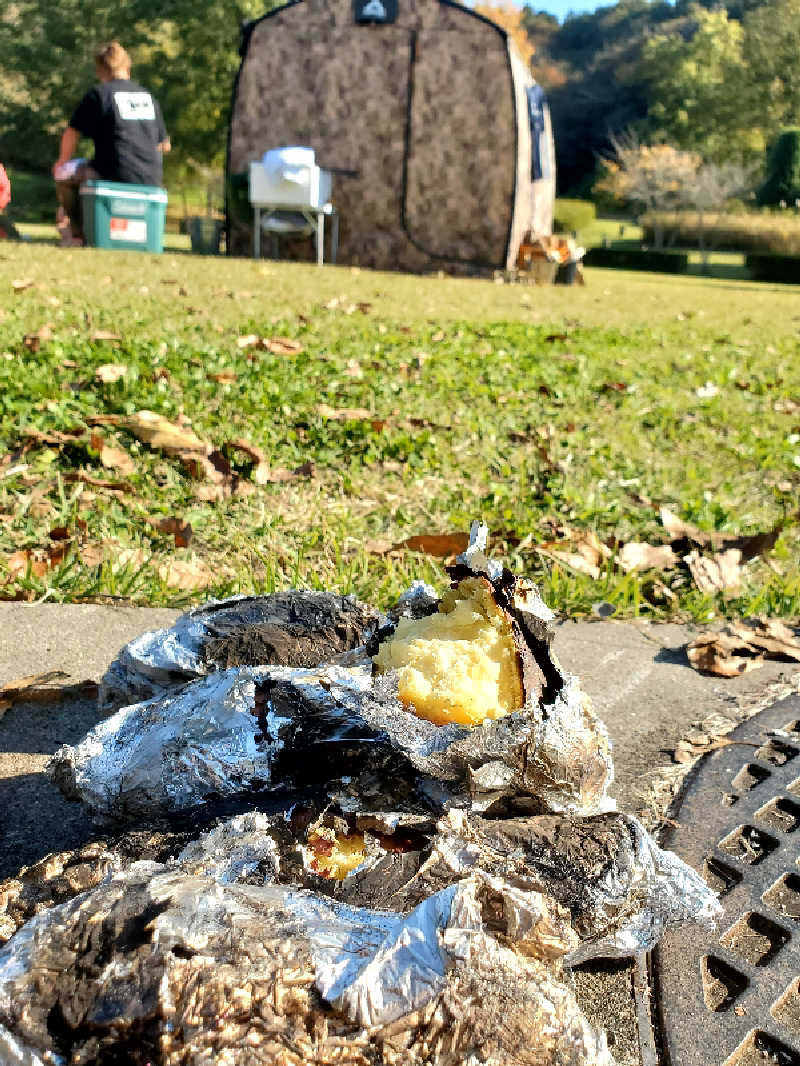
[79,543,106,568]
[726,618,800,662]
[95,363,127,384]
[539,530,611,580]
[12,279,34,294]
[90,330,121,343]
[148,516,193,548]
[0,671,73,717]
[98,444,135,475]
[64,472,132,492]
[659,507,783,561]
[774,398,800,415]
[123,410,210,457]
[316,404,385,431]
[23,325,53,352]
[5,543,68,580]
[265,336,303,356]
[224,439,270,485]
[158,557,213,590]
[393,532,470,557]
[236,334,260,350]
[208,370,237,384]
[687,631,765,676]
[684,548,743,595]
[618,542,680,573]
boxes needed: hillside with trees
[523,0,800,193]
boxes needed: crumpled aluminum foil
[100,591,382,707]
[173,807,720,962]
[49,658,612,820]
[0,863,613,1066]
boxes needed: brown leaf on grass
[393,532,470,557]
[224,439,270,485]
[64,472,132,492]
[545,332,568,343]
[21,427,85,447]
[265,336,303,356]
[343,359,363,378]
[48,525,71,541]
[95,363,127,384]
[23,325,53,352]
[98,444,135,475]
[12,279,34,293]
[236,334,260,350]
[147,516,193,548]
[601,381,627,393]
[5,543,69,580]
[316,404,385,430]
[158,557,213,590]
[660,507,783,561]
[79,543,106,568]
[208,370,237,384]
[685,548,743,595]
[774,398,800,415]
[260,461,314,483]
[90,330,121,343]
[365,538,396,555]
[618,542,680,573]
[539,531,611,580]
[123,411,210,457]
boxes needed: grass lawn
[1,238,799,620]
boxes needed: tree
[636,6,760,163]
[0,0,271,178]
[742,0,800,140]
[685,160,756,270]
[595,138,700,246]
[757,129,800,206]
[474,0,535,69]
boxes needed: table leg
[316,211,324,266]
[254,207,261,259]
[331,212,339,265]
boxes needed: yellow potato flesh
[373,579,523,726]
[306,832,367,880]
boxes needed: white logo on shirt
[114,92,156,121]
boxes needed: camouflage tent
[226,0,555,273]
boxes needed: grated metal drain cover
[653,694,800,1066]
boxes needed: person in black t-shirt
[53,42,170,245]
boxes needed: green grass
[1,242,799,619]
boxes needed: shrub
[641,211,800,254]
[553,198,596,235]
[4,168,53,223]
[757,129,800,208]
[745,253,800,283]
[583,247,689,273]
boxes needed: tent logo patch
[115,92,156,121]
[354,0,396,22]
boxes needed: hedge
[553,199,596,235]
[582,247,689,273]
[641,211,800,254]
[745,253,800,283]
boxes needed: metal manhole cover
[653,693,800,1066]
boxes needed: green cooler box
[80,180,167,252]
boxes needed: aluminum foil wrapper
[49,658,612,821]
[180,806,720,962]
[100,590,381,707]
[0,863,614,1066]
